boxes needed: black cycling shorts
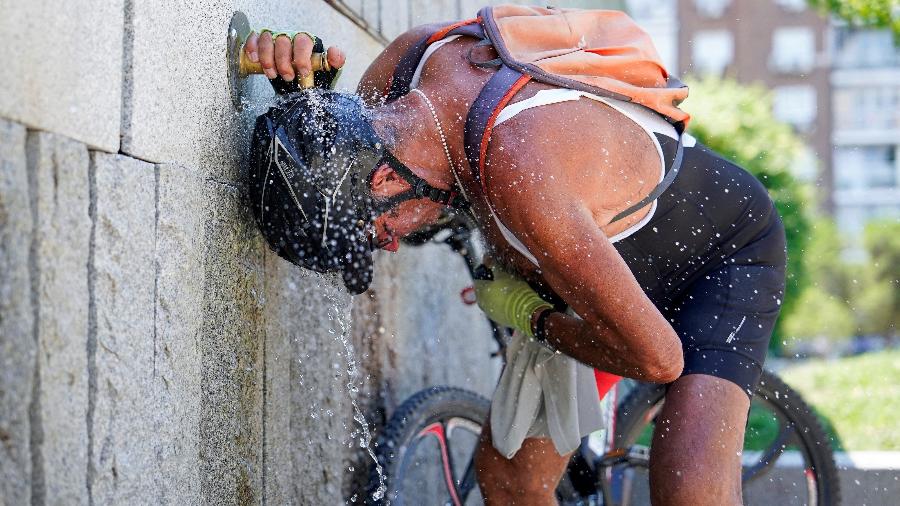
[662,216,787,397]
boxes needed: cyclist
[246,10,786,506]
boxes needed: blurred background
[0,0,896,504]
[617,0,900,457]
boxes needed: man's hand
[243,30,346,83]
[473,265,552,339]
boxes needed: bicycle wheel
[613,370,841,505]
[368,386,490,505]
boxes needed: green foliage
[807,0,900,38]
[863,219,900,282]
[783,286,856,342]
[682,76,812,346]
[782,349,900,450]
[803,219,851,300]
[782,217,898,343]
[781,219,854,347]
[854,219,900,336]
[854,279,895,335]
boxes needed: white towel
[490,331,605,458]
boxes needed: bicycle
[368,214,840,505]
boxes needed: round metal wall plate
[227,11,251,110]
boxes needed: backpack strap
[386,18,483,101]
[464,69,687,225]
[609,122,686,224]
[373,150,470,213]
[462,65,531,193]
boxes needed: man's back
[379,36,669,279]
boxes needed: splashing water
[325,291,386,501]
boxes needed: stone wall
[0,1,532,504]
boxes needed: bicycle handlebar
[416,212,509,356]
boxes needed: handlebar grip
[473,264,494,281]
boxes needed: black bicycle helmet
[247,90,467,294]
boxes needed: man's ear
[370,165,411,196]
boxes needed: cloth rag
[490,330,605,458]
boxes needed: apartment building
[830,26,900,235]
[676,0,833,203]
[633,0,899,236]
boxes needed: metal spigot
[226,11,328,109]
[238,47,329,89]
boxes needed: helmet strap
[374,150,469,214]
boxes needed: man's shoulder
[395,21,456,46]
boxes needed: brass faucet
[238,42,330,90]
[228,12,331,109]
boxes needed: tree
[862,219,900,285]
[780,219,855,352]
[783,286,856,347]
[807,0,900,38]
[781,218,899,347]
[852,220,900,336]
[804,218,851,301]
[682,76,812,348]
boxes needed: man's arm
[485,120,684,382]
[522,203,682,382]
[356,22,448,105]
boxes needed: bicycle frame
[390,213,838,506]
[424,214,631,492]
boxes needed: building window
[833,28,899,69]
[773,85,818,131]
[626,0,679,72]
[836,204,900,238]
[626,0,676,20]
[773,0,807,12]
[770,27,816,74]
[834,86,900,131]
[833,146,898,191]
[693,0,732,18]
[692,30,734,75]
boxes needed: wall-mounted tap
[226,11,330,109]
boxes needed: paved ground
[744,451,900,505]
[610,451,898,505]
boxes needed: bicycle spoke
[457,453,479,503]
[742,420,795,483]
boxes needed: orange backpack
[477,5,689,123]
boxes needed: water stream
[326,292,386,501]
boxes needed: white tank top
[489,89,696,266]
[412,39,697,267]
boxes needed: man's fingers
[258,31,276,79]
[326,46,346,70]
[244,31,259,62]
[292,35,314,79]
[274,35,294,81]
[251,31,338,82]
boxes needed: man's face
[369,164,445,251]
